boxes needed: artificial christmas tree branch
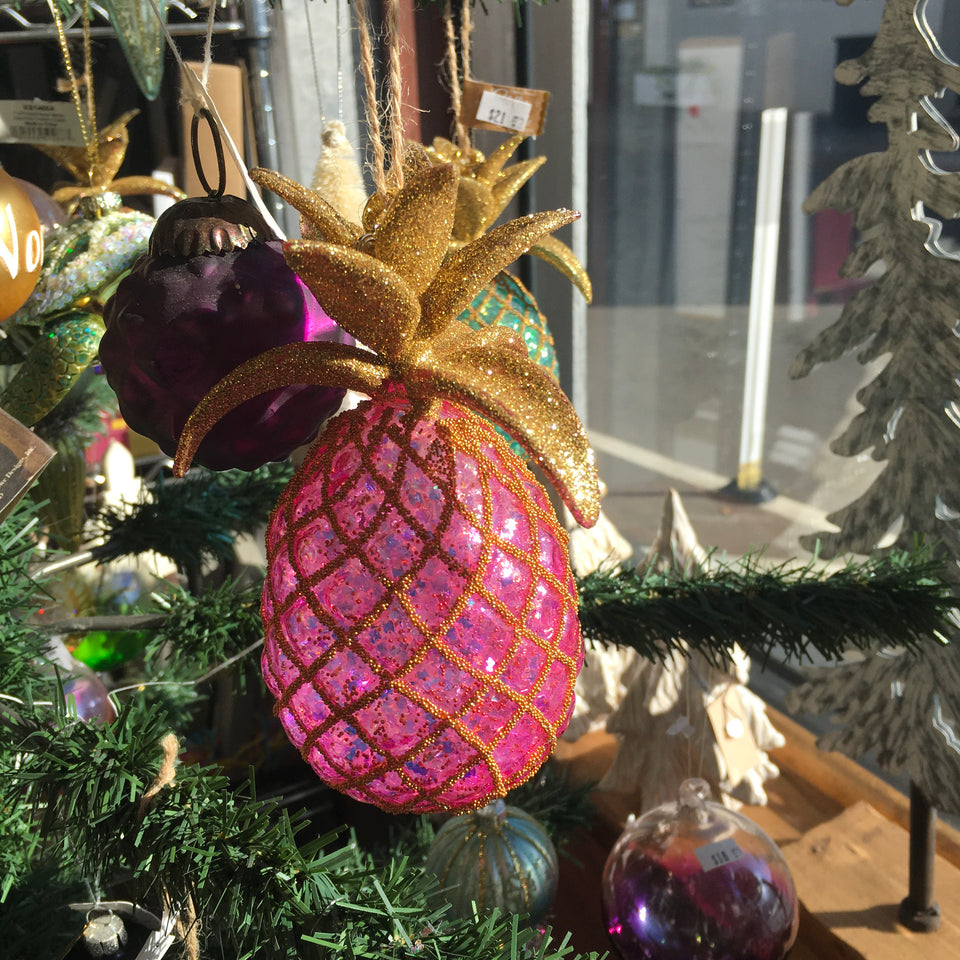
[576,546,955,666]
[91,462,293,572]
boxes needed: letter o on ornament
[0,169,44,320]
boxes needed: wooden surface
[550,706,960,958]
[785,802,960,959]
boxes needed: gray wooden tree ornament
[599,490,784,812]
[788,0,960,931]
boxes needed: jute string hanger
[443,0,474,152]
[354,0,406,193]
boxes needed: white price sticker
[0,100,85,147]
[695,838,744,872]
[475,90,533,133]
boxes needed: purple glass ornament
[100,195,349,471]
[602,779,799,960]
[12,177,66,235]
[64,673,116,724]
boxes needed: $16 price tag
[694,838,744,872]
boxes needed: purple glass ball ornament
[602,778,799,960]
[64,673,116,724]
[12,177,66,235]
[100,194,349,471]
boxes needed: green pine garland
[576,546,954,665]
[91,462,293,573]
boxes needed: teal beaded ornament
[463,271,559,379]
[425,800,559,922]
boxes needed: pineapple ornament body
[262,392,583,813]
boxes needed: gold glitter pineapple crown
[424,134,592,302]
[173,147,600,528]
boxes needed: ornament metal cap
[82,911,127,957]
[148,194,279,259]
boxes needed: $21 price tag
[694,838,744,872]
[476,90,532,133]
[463,80,550,137]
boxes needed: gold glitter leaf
[386,143,433,191]
[489,156,547,215]
[476,134,526,181]
[430,316,529,361]
[427,346,600,527]
[418,209,578,339]
[529,235,593,303]
[250,167,361,246]
[370,164,459,293]
[285,240,421,362]
[173,341,389,476]
[452,178,498,243]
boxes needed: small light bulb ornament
[0,168,44,320]
[602,778,799,960]
[173,147,601,813]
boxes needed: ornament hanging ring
[190,108,226,199]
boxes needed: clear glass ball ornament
[602,778,799,960]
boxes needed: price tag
[0,100,85,147]
[476,90,532,133]
[463,80,550,137]
[695,837,744,872]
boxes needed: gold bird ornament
[35,110,185,215]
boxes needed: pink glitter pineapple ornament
[174,149,601,813]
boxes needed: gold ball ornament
[0,168,44,320]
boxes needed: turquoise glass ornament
[425,800,559,921]
[462,271,560,379]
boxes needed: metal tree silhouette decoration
[787,0,960,932]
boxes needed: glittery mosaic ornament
[260,395,581,811]
[173,151,601,811]
[101,194,349,470]
[425,800,559,921]
[602,778,799,960]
